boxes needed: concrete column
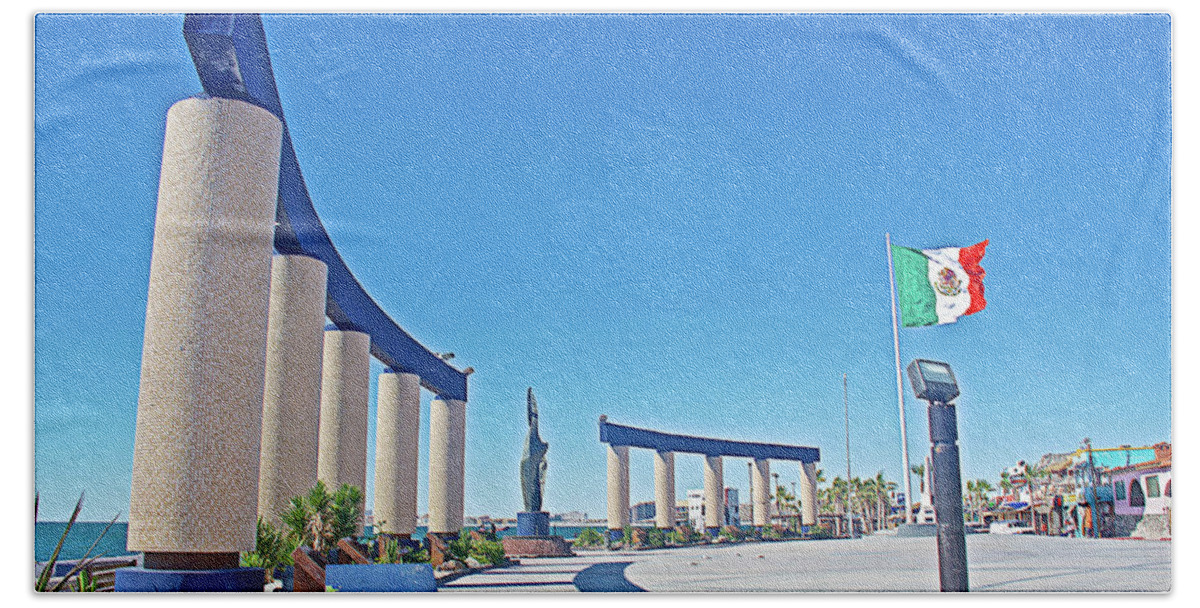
[654,450,676,529]
[799,461,818,528]
[606,445,631,535]
[753,458,771,528]
[704,455,724,533]
[127,97,282,556]
[373,371,421,537]
[257,254,328,526]
[428,396,467,535]
[316,328,372,494]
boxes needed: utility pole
[845,373,857,539]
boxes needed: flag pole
[887,233,915,525]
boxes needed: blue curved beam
[181,13,468,401]
[599,418,820,463]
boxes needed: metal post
[844,373,856,539]
[928,401,969,592]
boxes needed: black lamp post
[907,359,969,592]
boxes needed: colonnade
[600,418,820,537]
[126,96,468,567]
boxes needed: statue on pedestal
[520,387,548,513]
[505,388,573,556]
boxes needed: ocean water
[35,522,132,563]
[35,522,605,562]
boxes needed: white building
[687,489,704,529]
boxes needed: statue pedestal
[517,511,550,536]
[504,511,573,557]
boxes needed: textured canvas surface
[33,12,1171,593]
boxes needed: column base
[516,511,550,536]
[114,566,265,592]
[705,527,720,537]
[607,529,624,543]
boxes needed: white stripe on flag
[922,246,972,324]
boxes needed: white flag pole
[887,233,915,525]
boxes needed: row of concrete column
[127,96,466,556]
[606,446,818,533]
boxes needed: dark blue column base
[114,566,265,592]
[516,511,550,536]
[706,527,720,537]
[324,564,436,592]
[608,528,623,542]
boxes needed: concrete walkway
[440,534,1170,593]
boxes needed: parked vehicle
[989,521,1035,535]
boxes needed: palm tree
[873,472,890,529]
[974,479,994,523]
[999,471,1012,500]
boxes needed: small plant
[375,538,401,564]
[34,492,119,593]
[666,529,686,545]
[573,527,605,548]
[241,517,298,584]
[645,527,666,548]
[75,569,96,592]
[282,481,364,554]
[446,535,474,565]
[622,525,634,547]
[469,539,506,565]
[401,546,430,563]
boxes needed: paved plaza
[441,534,1171,593]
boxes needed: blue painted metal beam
[182,14,468,401]
[598,418,820,463]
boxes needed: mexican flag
[891,240,989,327]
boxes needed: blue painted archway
[182,14,468,401]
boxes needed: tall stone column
[428,396,467,535]
[606,445,631,538]
[373,370,421,537]
[127,97,282,563]
[257,254,328,526]
[316,328,372,495]
[704,455,724,533]
[753,458,771,528]
[799,461,818,528]
[654,450,676,529]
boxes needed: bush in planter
[469,539,506,566]
[573,527,605,548]
[645,528,666,548]
[282,481,364,554]
[241,516,299,585]
[718,525,743,543]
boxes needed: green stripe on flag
[891,245,938,327]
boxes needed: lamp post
[907,359,969,592]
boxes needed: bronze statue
[520,387,549,513]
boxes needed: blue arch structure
[599,418,820,463]
[181,14,468,401]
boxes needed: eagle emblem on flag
[934,266,963,296]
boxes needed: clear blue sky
[34,13,1170,521]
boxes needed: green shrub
[447,536,474,565]
[646,528,666,548]
[469,539,506,565]
[375,538,401,564]
[241,517,299,583]
[622,525,633,547]
[402,547,430,563]
[282,481,364,553]
[573,527,605,547]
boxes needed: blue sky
[34,13,1170,521]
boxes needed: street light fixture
[907,358,969,592]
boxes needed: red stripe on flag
[960,239,988,316]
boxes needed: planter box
[324,564,437,592]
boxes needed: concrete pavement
[440,534,1170,592]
